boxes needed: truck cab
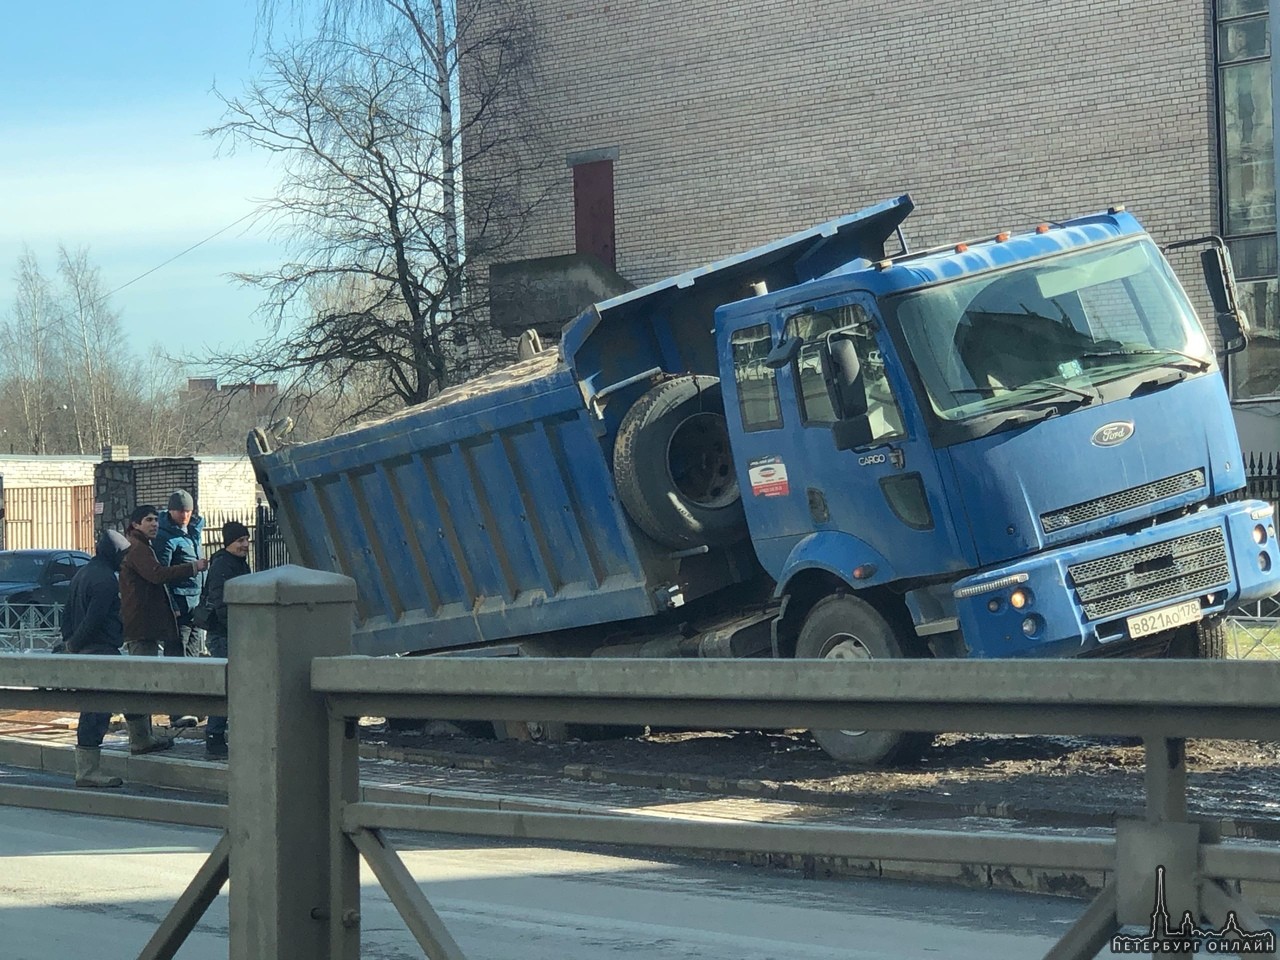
[716,201,1278,675]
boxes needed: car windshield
[0,556,48,582]
[888,239,1211,421]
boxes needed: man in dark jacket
[155,489,206,658]
[201,520,253,759]
[61,529,171,788]
[121,504,208,739]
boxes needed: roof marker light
[1109,204,1126,214]
[1036,224,1050,234]
[996,232,1010,242]
[955,243,969,253]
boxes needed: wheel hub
[824,633,871,737]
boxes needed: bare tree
[55,246,131,454]
[211,0,543,420]
[0,251,58,453]
[0,248,195,457]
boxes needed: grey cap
[168,489,194,511]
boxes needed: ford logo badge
[1091,421,1135,447]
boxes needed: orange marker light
[955,243,969,253]
[996,232,1010,242]
[1036,224,1050,234]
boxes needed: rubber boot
[127,717,174,755]
[74,747,123,788]
[205,732,228,760]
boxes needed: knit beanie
[168,489,195,511]
[223,520,251,545]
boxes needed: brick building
[464,0,1280,441]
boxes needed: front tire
[795,594,932,766]
[1168,615,1227,660]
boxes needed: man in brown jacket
[120,504,209,749]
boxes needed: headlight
[1260,552,1272,572]
[1010,588,1032,610]
[1253,524,1268,545]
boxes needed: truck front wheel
[1168,615,1228,660]
[795,594,932,767]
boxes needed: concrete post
[225,565,357,960]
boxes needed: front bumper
[951,500,1280,658]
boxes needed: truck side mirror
[832,416,874,451]
[825,336,873,451]
[1165,235,1250,356]
[1201,247,1250,355]
[827,337,869,419]
[764,335,802,369]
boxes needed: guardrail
[1,566,1278,960]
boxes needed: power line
[96,205,268,305]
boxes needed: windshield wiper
[1078,347,1210,372]
[980,404,1070,437]
[952,378,1095,402]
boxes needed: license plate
[1126,599,1202,639]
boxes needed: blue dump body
[250,355,669,655]
[251,194,1280,663]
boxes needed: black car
[0,549,93,609]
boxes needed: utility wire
[95,205,267,306]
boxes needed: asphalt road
[0,804,1098,959]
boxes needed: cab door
[722,293,964,582]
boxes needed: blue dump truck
[248,194,1280,765]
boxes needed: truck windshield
[889,239,1211,422]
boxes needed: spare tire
[613,376,747,550]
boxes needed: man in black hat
[200,520,252,759]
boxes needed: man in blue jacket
[155,489,206,659]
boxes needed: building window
[1218,0,1280,399]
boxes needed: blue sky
[0,1,290,357]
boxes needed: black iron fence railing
[199,503,289,572]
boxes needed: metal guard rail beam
[0,654,227,716]
[342,802,1280,884]
[312,657,1280,739]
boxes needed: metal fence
[1234,453,1280,658]
[0,602,62,653]
[0,566,1278,960]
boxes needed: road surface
[0,804,1102,958]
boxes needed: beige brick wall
[471,0,1216,288]
[196,458,260,516]
[0,457,257,512]
[0,457,97,488]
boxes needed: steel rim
[824,633,871,737]
[667,412,738,508]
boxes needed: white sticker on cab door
[748,456,790,497]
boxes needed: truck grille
[1066,527,1229,621]
[1040,469,1205,534]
